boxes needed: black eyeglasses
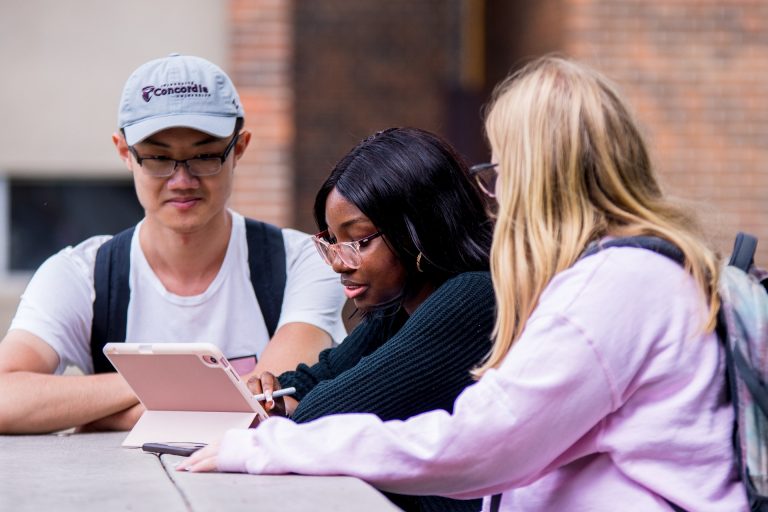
[469,162,498,198]
[312,230,383,269]
[128,133,240,178]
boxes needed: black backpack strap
[733,347,768,417]
[90,227,134,374]
[581,236,684,265]
[728,232,757,273]
[245,218,286,337]
[489,493,502,512]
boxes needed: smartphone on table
[141,442,206,457]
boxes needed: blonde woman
[179,57,746,511]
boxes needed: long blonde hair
[474,56,720,377]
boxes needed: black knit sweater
[278,271,495,512]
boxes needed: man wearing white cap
[0,54,346,433]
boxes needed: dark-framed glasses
[128,133,240,178]
[469,162,498,198]
[312,230,383,269]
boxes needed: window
[8,178,143,272]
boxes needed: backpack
[583,233,768,511]
[89,218,286,374]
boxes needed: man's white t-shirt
[10,211,347,374]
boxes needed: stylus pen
[253,386,297,402]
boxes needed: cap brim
[123,114,237,145]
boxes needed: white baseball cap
[118,53,244,145]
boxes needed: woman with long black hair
[251,127,494,511]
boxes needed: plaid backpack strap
[718,232,768,510]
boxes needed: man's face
[115,126,249,234]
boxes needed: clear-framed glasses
[469,162,498,198]
[128,133,240,178]
[312,229,384,269]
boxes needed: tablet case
[103,343,269,448]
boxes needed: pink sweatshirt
[218,247,748,511]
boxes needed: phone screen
[141,442,206,457]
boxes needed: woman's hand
[248,372,288,418]
[175,442,220,472]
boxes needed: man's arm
[253,322,332,378]
[242,229,344,385]
[0,330,139,434]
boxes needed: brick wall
[563,0,768,260]
[229,0,294,227]
[230,0,465,232]
[292,0,463,232]
[226,0,768,262]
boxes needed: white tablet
[103,342,269,448]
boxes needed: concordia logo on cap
[141,81,211,103]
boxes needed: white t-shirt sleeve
[9,235,110,374]
[278,228,347,343]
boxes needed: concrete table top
[0,431,400,511]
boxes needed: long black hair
[314,127,492,309]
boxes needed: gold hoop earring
[416,252,425,273]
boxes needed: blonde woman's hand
[175,442,219,472]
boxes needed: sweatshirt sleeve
[215,249,713,501]
[217,311,615,499]
[288,272,495,423]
